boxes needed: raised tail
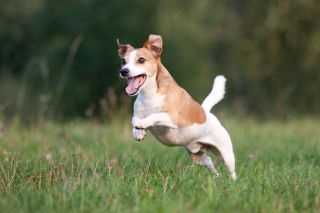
[201,75,226,112]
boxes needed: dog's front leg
[132,113,177,129]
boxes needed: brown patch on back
[156,63,206,128]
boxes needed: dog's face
[117,34,163,96]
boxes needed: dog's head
[117,34,163,96]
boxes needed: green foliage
[0,118,319,212]
[0,0,320,121]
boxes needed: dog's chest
[134,92,165,116]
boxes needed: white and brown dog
[117,34,236,180]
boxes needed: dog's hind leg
[217,147,236,180]
[204,113,236,180]
[191,151,219,176]
[211,130,237,180]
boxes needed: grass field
[0,117,319,212]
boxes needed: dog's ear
[143,34,163,58]
[117,39,134,58]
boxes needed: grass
[0,117,319,212]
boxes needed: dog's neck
[138,74,158,100]
[139,62,175,100]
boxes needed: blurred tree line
[0,0,319,122]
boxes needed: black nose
[120,68,129,77]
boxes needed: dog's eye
[138,57,146,64]
[121,58,126,66]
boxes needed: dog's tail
[201,75,226,112]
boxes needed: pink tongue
[126,78,140,95]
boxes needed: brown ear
[143,34,163,57]
[117,39,134,57]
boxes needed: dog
[117,34,236,180]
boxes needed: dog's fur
[117,34,236,180]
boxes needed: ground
[0,117,319,212]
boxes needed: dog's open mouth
[125,74,147,96]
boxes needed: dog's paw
[132,128,146,141]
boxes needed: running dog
[117,34,236,180]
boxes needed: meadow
[0,117,319,212]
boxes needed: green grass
[0,117,319,212]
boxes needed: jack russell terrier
[117,34,236,180]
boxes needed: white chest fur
[133,76,165,117]
[134,93,165,116]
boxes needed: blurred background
[1,0,319,124]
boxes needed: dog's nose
[120,68,129,77]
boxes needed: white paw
[230,172,237,181]
[132,128,147,141]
